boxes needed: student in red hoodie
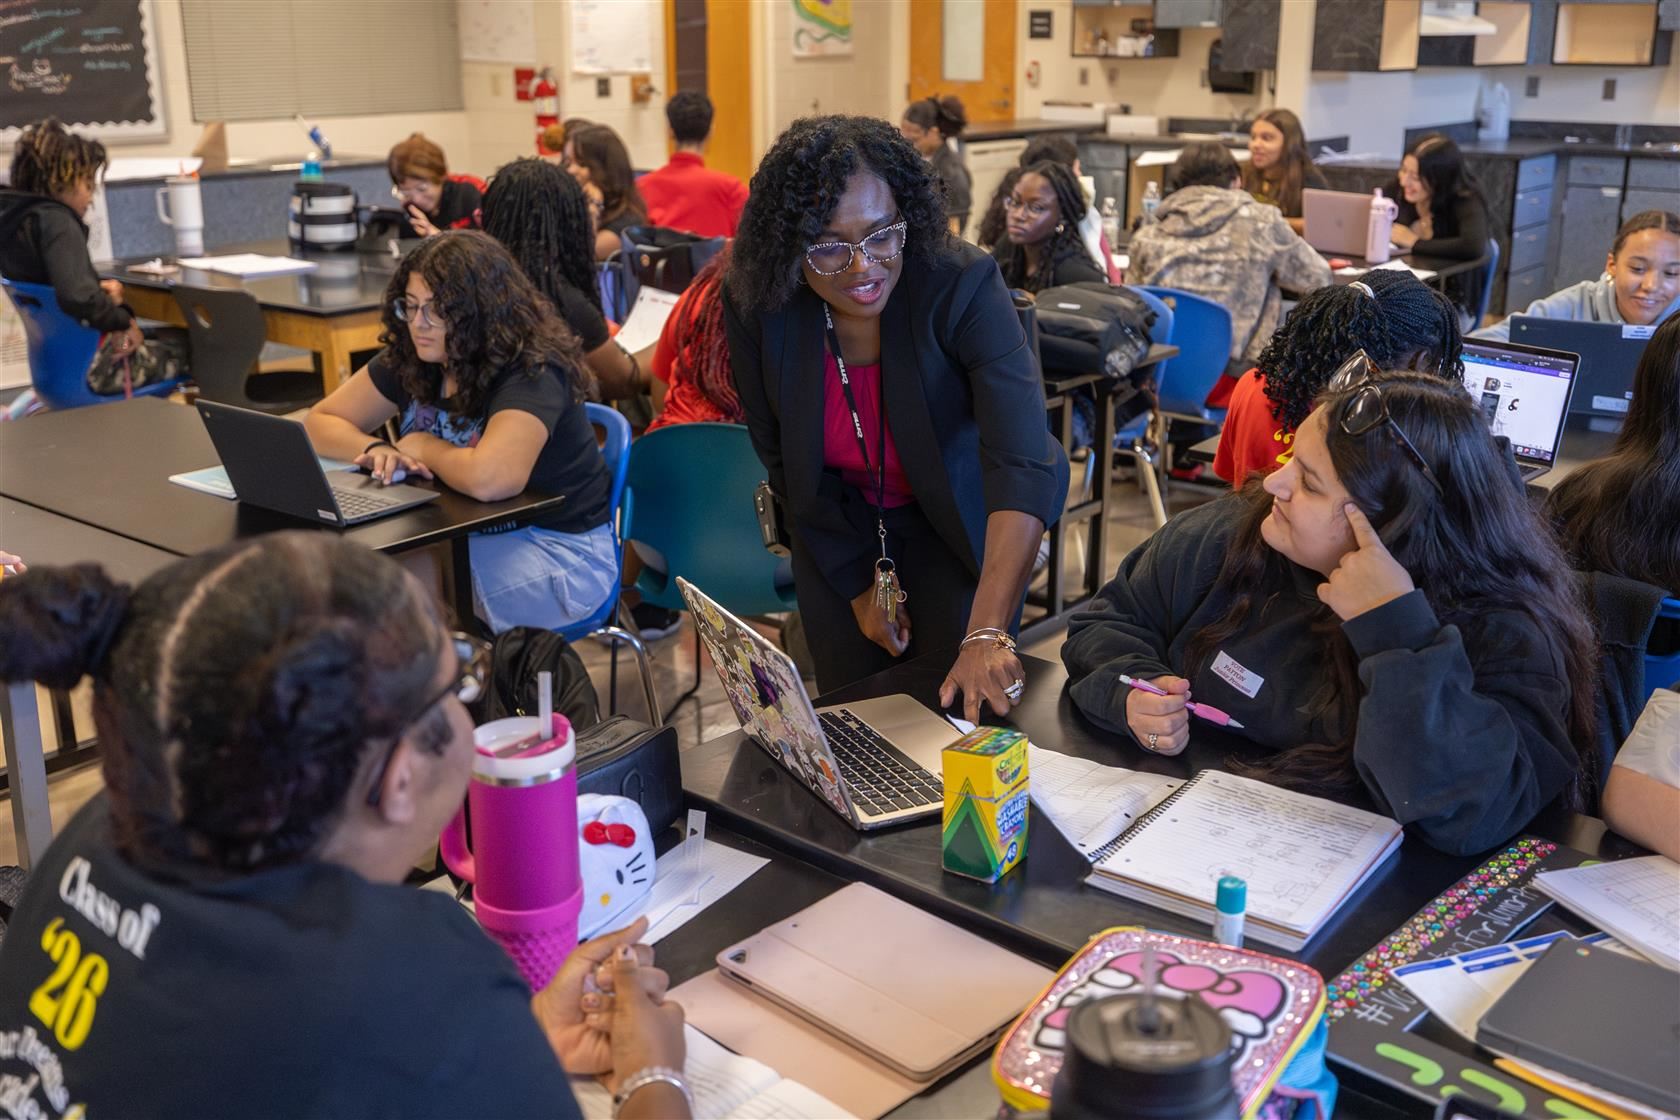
[637,92,748,238]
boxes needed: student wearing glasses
[303,231,616,635]
[386,133,483,238]
[725,116,1069,714]
[1063,362,1599,855]
[990,161,1108,293]
[0,534,689,1118]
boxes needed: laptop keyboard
[329,484,403,520]
[818,709,943,818]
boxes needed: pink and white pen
[1117,673,1244,729]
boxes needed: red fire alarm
[514,67,536,101]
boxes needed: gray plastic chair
[172,285,323,413]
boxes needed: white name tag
[1211,650,1264,699]
[1623,324,1656,340]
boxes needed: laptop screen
[1459,340,1578,465]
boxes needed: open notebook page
[1094,770,1400,933]
[1536,855,1680,971]
[1027,746,1181,857]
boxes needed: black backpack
[1032,282,1157,381]
[469,627,600,732]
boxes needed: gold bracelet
[960,627,1016,652]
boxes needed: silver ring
[1147,732,1159,751]
[1004,679,1025,702]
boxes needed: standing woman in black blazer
[725,116,1069,716]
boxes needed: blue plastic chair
[1647,598,1680,700]
[1474,237,1500,329]
[1,278,186,411]
[553,403,660,720]
[1117,286,1234,527]
[595,261,628,323]
[624,422,797,717]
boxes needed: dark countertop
[1324,137,1680,172]
[963,117,1103,142]
[104,155,385,186]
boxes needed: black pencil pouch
[575,716,683,835]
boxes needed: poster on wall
[792,0,853,58]
[0,0,167,142]
[458,0,535,65]
[571,0,656,74]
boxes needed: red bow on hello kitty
[583,822,638,847]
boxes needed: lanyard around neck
[824,304,888,518]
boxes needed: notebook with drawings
[1082,770,1403,951]
[1534,854,1680,971]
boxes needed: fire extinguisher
[532,67,560,155]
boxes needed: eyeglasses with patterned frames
[805,220,908,277]
[365,632,491,808]
[1325,351,1445,498]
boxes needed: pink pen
[1117,673,1244,729]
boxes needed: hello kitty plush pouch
[991,928,1327,1119]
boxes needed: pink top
[821,351,914,508]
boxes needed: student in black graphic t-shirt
[0,534,690,1119]
[304,230,617,634]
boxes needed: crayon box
[941,727,1029,882]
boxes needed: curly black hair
[726,115,951,312]
[481,157,603,317]
[1255,269,1463,431]
[993,161,1091,294]
[10,117,107,197]
[666,90,714,144]
[378,229,590,415]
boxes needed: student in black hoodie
[0,118,185,394]
[1063,359,1599,855]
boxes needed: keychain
[874,556,906,626]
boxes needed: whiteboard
[570,0,657,75]
[457,0,535,64]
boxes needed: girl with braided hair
[1214,270,1463,482]
[992,162,1106,293]
[0,534,689,1118]
[480,157,655,401]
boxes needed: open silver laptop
[196,401,437,527]
[1458,338,1580,482]
[676,576,959,830]
[1303,188,1378,257]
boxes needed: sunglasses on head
[365,632,491,808]
[1325,351,1445,498]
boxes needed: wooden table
[102,239,402,392]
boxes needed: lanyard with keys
[824,304,905,625]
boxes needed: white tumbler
[155,175,205,258]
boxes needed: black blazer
[725,241,1069,600]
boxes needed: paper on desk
[1371,258,1438,281]
[642,837,769,945]
[612,286,680,355]
[169,459,355,500]
[571,1025,854,1119]
[177,253,318,277]
[105,157,203,181]
[1027,746,1181,858]
[1536,854,1680,972]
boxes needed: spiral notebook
[1083,770,1403,951]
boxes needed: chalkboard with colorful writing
[1,0,166,140]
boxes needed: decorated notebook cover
[991,928,1325,1119]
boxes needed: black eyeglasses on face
[365,632,491,808]
[1325,351,1445,498]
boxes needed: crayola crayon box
[941,727,1029,882]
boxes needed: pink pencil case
[991,927,1326,1118]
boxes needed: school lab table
[1325,250,1485,288]
[101,239,402,392]
[680,650,1617,1119]
[0,500,177,867]
[0,397,564,652]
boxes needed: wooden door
[663,0,754,183]
[908,0,1018,123]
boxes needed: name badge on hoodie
[1211,651,1264,699]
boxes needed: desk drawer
[1516,155,1557,192]
[1512,185,1552,231]
[1508,226,1551,275]
[1627,158,1680,192]
[1505,265,1549,314]
[1566,156,1626,187]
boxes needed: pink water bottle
[439,713,583,990]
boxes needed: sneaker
[630,602,683,640]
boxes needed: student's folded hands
[531,915,678,1078]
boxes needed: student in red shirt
[1213,271,1463,483]
[638,92,749,238]
[648,244,741,430]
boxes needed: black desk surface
[103,238,399,317]
[0,398,563,559]
[1326,252,1482,284]
[0,498,176,584]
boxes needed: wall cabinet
[1219,0,1281,69]
[1155,0,1224,26]
[1313,0,1421,71]
[1552,2,1662,64]
[1071,2,1182,58]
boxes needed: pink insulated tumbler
[439,714,583,990]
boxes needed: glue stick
[1214,875,1246,948]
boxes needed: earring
[1055,222,1065,233]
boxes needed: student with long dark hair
[564,124,648,260]
[992,162,1107,293]
[901,95,972,234]
[479,158,653,400]
[1215,270,1463,481]
[1478,210,1680,340]
[976,136,1116,282]
[1544,313,1680,594]
[0,535,689,1118]
[649,243,741,430]
[304,231,615,634]
[1240,108,1327,229]
[726,115,1068,710]
[1391,135,1491,324]
[1064,366,1599,855]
